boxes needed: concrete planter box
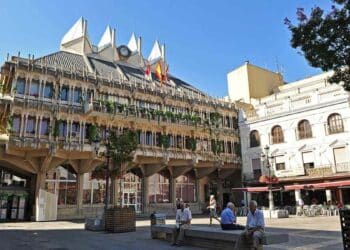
[105,207,136,233]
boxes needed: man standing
[234,200,265,250]
[220,202,245,230]
[171,201,192,246]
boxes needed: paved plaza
[0,216,343,250]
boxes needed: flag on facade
[162,64,169,83]
[155,62,162,82]
[144,64,152,81]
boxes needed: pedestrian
[171,201,192,246]
[220,202,245,230]
[207,195,220,225]
[234,200,265,250]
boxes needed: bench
[151,225,289,249]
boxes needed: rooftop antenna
[275,57,282,74]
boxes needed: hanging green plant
[160,134,170,149]
[211,139,223,155]
[210,112,222,127]
[52,119,60,138]
[189,137,197,152]
[6,116,13,133]
[155,110,164,124]
[106,101,114,113]
[165,111,174,120]
[87,124,99,143]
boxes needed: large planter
[105,207,136,233]
[0,133,9,144]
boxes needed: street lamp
[261,145,275,217]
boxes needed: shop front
[0,168,33,221]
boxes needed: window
[16,78,25,95]
[40,118,50,136]
[328,113,344,134]
[26,116,36,134]
[29,80,39,97]
[271,125,284,144]
[60,86,69,101]
[302,151,315,169]
[71,122,80,138]
[252,158,262,179]
[120,172,142,211]
[45,165,77,205]
[146,131,153,146]
[12,115,21,134]
[334,147,347,167]
[275,156,285,170]
[59,121,67,137]
[298,120,312,139]
[148,171,170,203]
[176,173,196,203]
[250,130,260,147]
[83,170,106,205]
[73,88,81,103]
[43,83,53,99]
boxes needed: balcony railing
[335,162,350,173]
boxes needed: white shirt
[176,208,192,224]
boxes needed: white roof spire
[98,25,113,48]
[128,33,138,52]
[148,40,162,63]
[61,17,85,45]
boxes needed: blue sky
[0,0,332,97]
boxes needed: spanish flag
[155,62,162,82]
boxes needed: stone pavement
[0,215,343,250]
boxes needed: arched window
[271,125,284,144]
[176,172,196,203]
[298,120,312,139]
[250,130,260,147]
[148,170,170,203]
[45,165,77,205]
[328,113,344,134]
[83,166,106,205]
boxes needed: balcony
[0,93,14,103]
[305,166,333,177]
[335,162,350,173]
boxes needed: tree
[109,130,138,178]
[108,130,138,205]
[285,0,350,89]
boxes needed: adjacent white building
[229,64,350,207]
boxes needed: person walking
[207,195,220,225]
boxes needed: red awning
[284,180,350,190]
[231,187,281,193]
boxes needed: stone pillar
[77,173,84,211]
[217,179,223,209]
[171,177,176,205]
[142,177,149,213]
[34,171,46,221]
[294,189,301,204]
[326,189,332,202]
[195,179,200,203]
[247,192,252,204]
[38,116,42,139]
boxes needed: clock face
[119,46,131,58]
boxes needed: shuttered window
[334,147,347,165]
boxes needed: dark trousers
[221,223,245,230]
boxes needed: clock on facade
[118,45,131,58]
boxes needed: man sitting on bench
[171,201,192,246]
[220,202,245,230]
[234,200,265,250]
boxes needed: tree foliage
[285,0,350,89]
[109,130,138,177]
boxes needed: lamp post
[261,145,275,218]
